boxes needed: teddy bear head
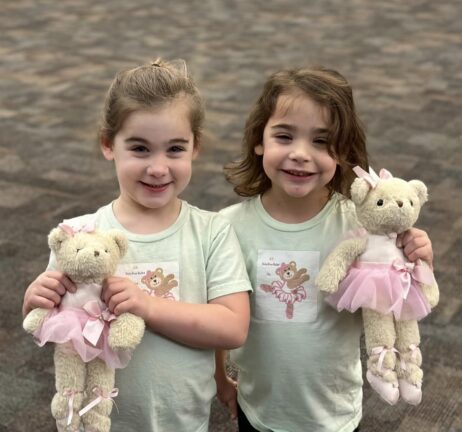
[48,224,128,284]
[350,168,428,235]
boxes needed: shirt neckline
[253,193,339,232]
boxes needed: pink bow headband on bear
[353,166,393,189]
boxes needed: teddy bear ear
[108,230,129,258]
[350,178,371,205]
[48,227,70,253]
[409,180,428,205]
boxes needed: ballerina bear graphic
[141,268,178,300]
[260,261,310,319]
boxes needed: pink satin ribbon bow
[353,166,393,189]
[63,388,82,426]
[392,259,434,299]
[59,221,96,236]
[82,300,116,346]
[79,387,119,418]
[371,346,405,371]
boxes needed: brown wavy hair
[224,67,368,198]
[99,58,204,148]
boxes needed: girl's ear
[100,136,114,161]
[254,144,264,155]
[350,178,370,205]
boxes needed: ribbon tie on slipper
[62,388,83,426]
[79,387,119,417]
[82,300,116,346]
[371,346,405,371]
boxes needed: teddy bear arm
[315,237,367,293]
[421,281,440,308]
[23,307,50,334]
[108,313,145,351]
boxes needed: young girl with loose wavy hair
[216,66,433,432]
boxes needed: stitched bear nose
[94,250,100,257]
[397,200,403,208]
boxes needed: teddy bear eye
[410,200,413,206]
[377,199,384,206]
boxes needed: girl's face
[101,100,197,216]
[255,93,337,204]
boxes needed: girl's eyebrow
[125,136,190,144]
[271,124,329,134]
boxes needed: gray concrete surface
[1,0,461,431]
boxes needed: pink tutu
[33,304,131,369]
[326,261,433,321]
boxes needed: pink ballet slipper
[366,370,399,405]
[398,379,422,405]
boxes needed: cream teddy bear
[315,167,439,405]
[23,222,145,432]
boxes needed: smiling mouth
[140,181,171,190]
[282,169,315,177]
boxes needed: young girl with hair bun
[23,58,251,432]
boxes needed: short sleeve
[205,216,252,301]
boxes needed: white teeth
[286,170,309,177]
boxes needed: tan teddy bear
[315,167,439,406]
[23,222,145,432]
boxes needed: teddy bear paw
[108,313,145,351]
[23,308,50,334]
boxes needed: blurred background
[1,0,461,431]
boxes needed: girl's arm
[22,271,76,317]
[215,349,238,420]
[102,277,250,350]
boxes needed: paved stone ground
[1,0,461,431]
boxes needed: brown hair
[224,66,368,198]
[99,58,204,148]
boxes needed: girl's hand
[22,271,76,316]
[397,227,433,267]
[216,374,238,421]
[102,276,150,319]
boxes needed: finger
[107,292,130,315]
[102,280,126,304]
[228,397,238,420]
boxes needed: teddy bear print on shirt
[260,261,310,319]
[141,268,178,300]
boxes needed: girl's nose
[289,142,310,162]
[147,160,168,177]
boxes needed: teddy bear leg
[108,312,145,351]
[80,358,116,432]
[395,319,423,405]
[362,308,399,405]
[51,343,86,432]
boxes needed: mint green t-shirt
[220,194,363,432]
[50,201,252,432]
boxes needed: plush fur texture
[23,227,145,431]
[315,169,439,405]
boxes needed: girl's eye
[169,145,186,153]
[377,199,384,206]
[314,137,328,145]
[132,145,148,153]
[275,134,292,142]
